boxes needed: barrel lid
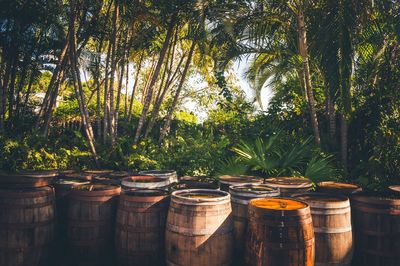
[139,170,176,175]
[123,189,169,197]
[54,178,90,186]
[172,189,230,204]
[84,169,113,176]
[0,170,57,188]
[265,177,312,188]
[105,171,131,178]
[0,170,58,178]
[171,182,220,191]
[230,184,279,195]
[219,175,262,184]
[250,198,308,210]
[71,184,121,196]
[388,185,400,193]
[180,175,217,183]
[62,172,92,181]
[318,181,360,189]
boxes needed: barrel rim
[317,181,362,190]
[264,176,313,188]
[219,174,263,184]
[171,189,230,204]
[352,193,400,205]
[292,192,350,208]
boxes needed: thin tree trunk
[159,39,196,142]
[22,66,36,115]
[0,57,12,132]
[103,41,112,142]
[326,94,336,138]
[340,114,348,173]
[114,54,125,140]
[124,59,129,117]
[128,51,144,122]
[69,0,97,162]
[297,7,321,146]
[134,13,177,143]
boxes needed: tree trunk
[68,0,98,162]
[124,60,129,117]
[297,7,321,146]
[133,13,177,144]
[103,41,112,142]
[108,0,120,142]
[159,39,196,142]
[128,51,144,122]
[0,57,12,132]
[326,93,336,138]
[340,114,348,173]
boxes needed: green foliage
[218,130,339,182]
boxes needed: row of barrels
[1,171,400,266]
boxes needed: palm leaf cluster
[217,130,338,182]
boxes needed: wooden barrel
[219,175,262,191]
[139,170,178,184]
[0,170,58,188]
[293,193,353,266]
[352,193,400,266]
[264,177,313,196]
[246,198,314,266]
[165,189,233,266]
[317,181,362,196]
[0,186,55,266]
[121,175,170,190]
[54,179,90,239]
[115,189,170,266]
[68,184,121,266]
[229,184,280,264]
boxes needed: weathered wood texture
[115,189,170,266]
[352,194,400,266]
[229,184,280,264]
[67,184,121,266]
[0,186,55,266]
[294,193,353,266]
[264,177,313,196]
[246,198,315,266]
[165,189,233,266]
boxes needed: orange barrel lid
[250,197,308,210]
